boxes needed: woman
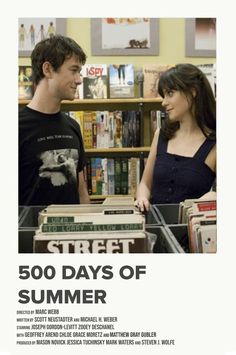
[136,63,216,211]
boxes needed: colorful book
[18,66,34,99]
[143,64,172,98]
[74,83,83,99]
[114,158,122,194]
[69,111,84,135]
[114,111,123,147]
[107,158,115,195]
[82,64,108,99]
[121,158,129,195]
[109,64,134,98]
[197,63,216,97]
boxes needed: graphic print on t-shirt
[38,149,78,186]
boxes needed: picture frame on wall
[18,18,66,57]
[185,18,216,57]
[91,18,159,56]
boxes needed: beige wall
[19,18,216,67]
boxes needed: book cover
[82,64,108,99]
[83,111,97,149]
[122,111,129,147]
[74,82,83,99]
[197,63,216,97]
[150,110,167,139]
[114,110,123,147]
[121,158,129,195]
[96,111,110,148]
[109,64,134,98]
[143,64,172,98]
[114,158,122,194]
[85,158,92,195]
[107,158,115,195]
[131,110,141,147]
[128,157,139,196]
[18,65,34,99]
[69,111,84,135]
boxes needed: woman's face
[161,89,192,121]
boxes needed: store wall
[19,18,216,67]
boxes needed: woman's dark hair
[158,63,216,140]
[31,35,87,85]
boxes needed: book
[18,65,34,99]
[96,111,110,148]
[122,111,129,147]
[150,110,166,138]
[69,111,84,135]
[82,64,108,99]
[114,111,123,147]
[197,63,216,97]
[74,83,83,99]
[109,64,134,98]
[83,111,97,149]
[108,112,115,147]
[120,158,129,195]
[107,158,115,195]
[85,158,92,195]
[128,157,139,196]
[131,110,141,147]
[91,157,97,195]
[101,158,108,195]
[143,64,172,98]
[114,158,122,195]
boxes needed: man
[19,35,90,205]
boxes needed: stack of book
[33,202,151,253]
[197,63,216,97]
[69,110,141,149]
[18,65,34,100]
[179,199,216,253]
[84,157,140,196]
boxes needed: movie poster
[1,5,236,355]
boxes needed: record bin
[152,204,180,225]
[18,205,45,253]
[18,205,157,254]
[146,204,189,253]
[18,204,189,253]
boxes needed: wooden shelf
[19,97,163,111]
[19,98,163,106]
[85,147,150,154]
[19,97,161,201]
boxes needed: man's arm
[78,170,90,204]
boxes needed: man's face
[50,55,83,101]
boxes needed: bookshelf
[19,98,163,200]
